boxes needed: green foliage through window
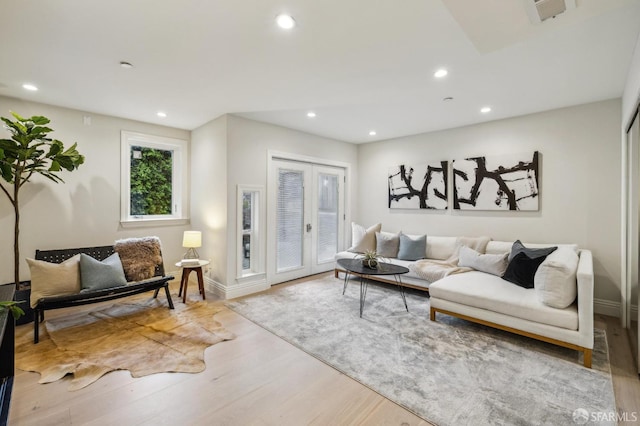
[130,146,173,215]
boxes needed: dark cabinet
[0,285,15,426]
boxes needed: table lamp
[182,231,201,261]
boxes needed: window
[121,131,188,225]
[237,185,264,278]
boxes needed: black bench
[33,245,174,343]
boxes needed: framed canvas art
[388,161,448,209]
[453,151,539,211]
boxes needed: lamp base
[183,248,200,260]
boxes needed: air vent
[525,0,576,24]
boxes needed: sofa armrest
[576,249,594,349]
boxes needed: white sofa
[334,236,594,367]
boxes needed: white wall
[190,115,228,286]
[623,30,640,127]
[226,115,359,286]
[0,96,191,285]
[357,99,622,304]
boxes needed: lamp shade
[182,231,202,248]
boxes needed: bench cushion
[27,255,81,308]
[80,253,127,292]
[429,271,578,330]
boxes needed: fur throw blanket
[410,236,491,283]
[114,236,163,282]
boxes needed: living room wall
[356,99,622,312]
[191,114,358,297]
[0,96,191,285]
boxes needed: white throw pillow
[27,255,82,308]
[376,231,400,258]
[458,246,508,276]
[534,247,579,309]
[348,222,382,253]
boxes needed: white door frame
[267,150,352,286]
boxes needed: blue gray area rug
[226,275,616,426]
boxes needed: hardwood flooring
[8,274,640,425]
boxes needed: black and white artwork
[453,151,539,211]
[388,161,448,209]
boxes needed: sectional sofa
[334,227,594,367]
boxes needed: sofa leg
[583,348,592,368]
[334,268,339,279]
[430,307,436,321]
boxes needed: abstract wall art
[388,161,448,209]
[453,151,539,211]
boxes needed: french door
[268,159,345,285]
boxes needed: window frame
[120,131,189,227]
[236,184,265,279]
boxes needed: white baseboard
[204,276,269,299]
[594,298,621,318]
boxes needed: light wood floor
[8,274,640,425]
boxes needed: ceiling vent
[525,0,576,24]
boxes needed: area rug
[15,299,235,391]
[226,275,616,426]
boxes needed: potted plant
[357,250,382,269]
[0,301,24,320]
[0,112,84,323]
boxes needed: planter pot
[361,260,378,269]
[11,281,33,325]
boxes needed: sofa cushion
[486,241,577,256]
[534,247,579,309]
[80,253,128,292]
[397,233,426,261]
[458,246,508,276]
[502,240,557,289]
[376,231,400,258]
[348,222,382,253]
[27,255,81,308]
[426,236,458,260]
[429,271,578,330]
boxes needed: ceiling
[1,0,639,144]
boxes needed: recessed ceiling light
[120,61,133,69]
[369,130,377,136]
[480,106,492,114]
[276,14,295,29]
[22,83,38,91]
[307,111,316,118]
[434,69,448,78]
[157,112,167,118]
[443,97,454,102]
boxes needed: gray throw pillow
[458,246,508,276]
[80,253,128,292]
[397,233,426,261]
[376,231,400,258]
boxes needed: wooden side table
[175,260,210,303]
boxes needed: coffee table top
[337,258,409,276]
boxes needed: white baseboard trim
[204,276,269,299]
[594,298,621,318]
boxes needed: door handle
[306,223,312,232]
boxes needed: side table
[175,260,209,303]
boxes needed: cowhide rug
[15,299,235,391]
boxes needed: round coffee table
[337,258,409,317]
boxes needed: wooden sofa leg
[430,307,436,321]
[583,348,592,368]
[334,268,339,279]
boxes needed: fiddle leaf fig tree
[0,112,85,289]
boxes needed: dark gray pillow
[502,240,557,288]
[80,253,128,292]
[397,233,426,261]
